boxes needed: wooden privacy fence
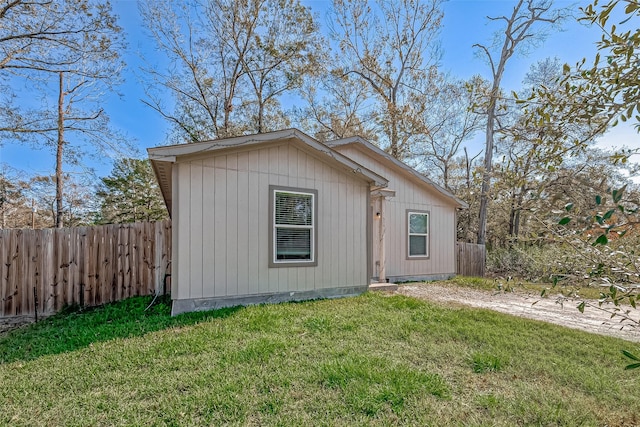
[1,220,171,318]
[456,242,486,277]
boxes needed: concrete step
[369,282,398,292]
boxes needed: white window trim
[407,210,430,259]
[269,186,318,267]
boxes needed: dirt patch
[0,315,39,335]
[397,283,640,343]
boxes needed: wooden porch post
[378,196,386,283]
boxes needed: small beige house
[326,136,467,282]
[148,129,465,315]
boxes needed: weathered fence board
[456,242,486,277]
[0,220,171,318]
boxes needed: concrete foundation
[171,285,369,316]
[373,273,456,284]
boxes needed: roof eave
[327,136,468,209]
[146,129,389,211]
[147,151,174,216]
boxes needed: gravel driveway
[397,283,640,343]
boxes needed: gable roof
[148,129,389,213]
[325,136,468,209]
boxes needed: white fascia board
[146,129,388,188]
[146,129,305,160]
[327,136,468,209]
[293,131,388,188]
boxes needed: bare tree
[0,164,30,228]
[413,75,487,189]
[296,68,378,142]
[239,0,324,133]
[330,0,443,159]
[140,0,323,142]
[0,0,126,228]
[0,0,119,74]
[25,173,96,228]
[140,0,232,142]
[449,147,483,242]
[474,0,568,245]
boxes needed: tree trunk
[508,204,522,245]
[508,197,517,238]
[443,162,450,191]
[463,147,474,242]
[476,99,495,244]
[55,72,65,229]
[477,0,541,245]
[389,103,399,159]
[390,124,398,158]
[257,100,264,133]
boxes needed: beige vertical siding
[336,146,457,279]
[172,142,370,300]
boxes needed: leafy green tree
[492,58,607,244]
[96,159,168,224]
[551,183,639,317]
[525,0,640,368]
[526,1,640,149]
[576,0,640,129]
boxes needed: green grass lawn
[1,292,639,426]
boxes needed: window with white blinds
[408,211,429,258]
[272,188,316,264]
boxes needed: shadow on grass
[0,295,243,365]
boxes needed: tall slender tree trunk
[508,195,517,238]
[508,148,534,242]
[463,147,477,242]
[55,72,65,229]
[443,163,450,191]
[257,103,264,133]
[389,105,399,159]
[475,0,563,244]
[476,96,496,245]
[507,197,523,245]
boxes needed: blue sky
[2,0,635,179]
